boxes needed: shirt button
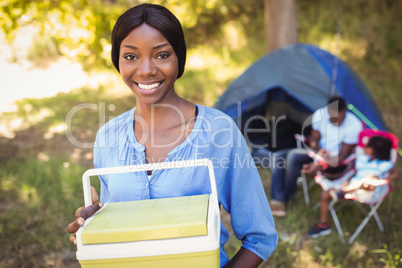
[145,183,149,187]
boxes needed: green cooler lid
[82,194,209,244]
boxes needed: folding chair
[294,134,313,205]
[294,134,355,206]
[316,128,399,244]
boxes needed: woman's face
[119,23,179,105]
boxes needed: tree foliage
[1,0,263,70]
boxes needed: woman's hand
[66,186,103,245]
[223,247,262,268]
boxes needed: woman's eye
[123,54,136,60]
[157,53,170,59]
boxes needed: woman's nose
[137,58,158,76]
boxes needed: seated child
[308,135,399,238]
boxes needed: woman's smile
[134,81,164,94]
[137,82,161,90]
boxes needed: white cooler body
[75,159,220,268]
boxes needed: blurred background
[0,0,401,267]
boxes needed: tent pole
[329,0,344,97]
[347,104,378,130]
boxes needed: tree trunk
[264,0,298,53]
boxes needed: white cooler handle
[82,158,219,214]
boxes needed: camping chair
[315,128,399,244]
[294,134,356,206]
[294,134,314,206]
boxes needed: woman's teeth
[138,83,160,90]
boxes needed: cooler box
[75,159,220,267]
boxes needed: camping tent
[215,43,386,152]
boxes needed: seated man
[269,96,363,216]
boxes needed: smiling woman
[66,3,278,267]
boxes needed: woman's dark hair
[327,96,347,111]
[366,135,392,161]
[111,3,186,78]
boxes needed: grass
[0,157,84,267]
[256,167,402,267]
